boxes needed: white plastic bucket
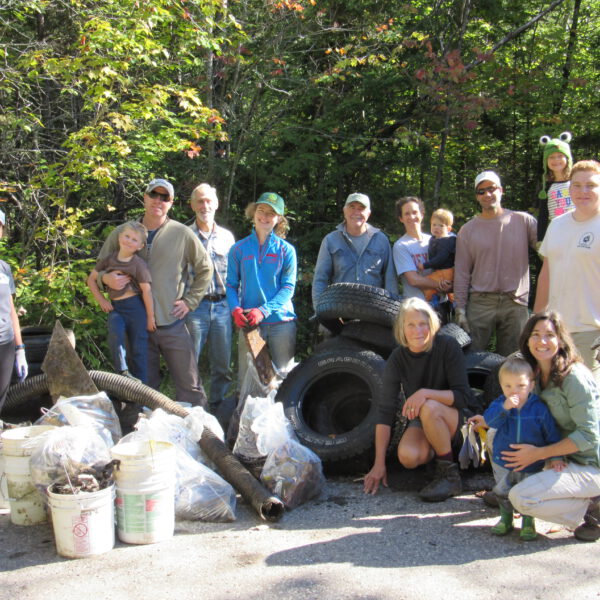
[1,425,56,525]
[48,484,116,558]
[110,440,175,544]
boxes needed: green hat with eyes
[257,192,285,215]
[539,132,573,200]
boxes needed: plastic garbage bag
[260,438,325,509]
[232,393,276,460]
[175,448,236,522]
[133,408,201,461]
[184,406,225,442]
[28,425,112,495]
[35,392,122,446]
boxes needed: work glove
[232,307,248,329]
[15,347,28,382]
[245,308,264,327]
[454,307,470,333]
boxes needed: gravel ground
[1,466,599,600]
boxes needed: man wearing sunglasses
[96,178,213,408]
[454,171,537,356]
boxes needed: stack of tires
[276,283,503,472]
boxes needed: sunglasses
[475,185,499,196]
[148,190,171,202]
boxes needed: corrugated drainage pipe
[6,371,284,522]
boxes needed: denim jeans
[107,294,148,384]
[186,298,233,407]
[237,320,297,389]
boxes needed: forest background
[1,0,597,372]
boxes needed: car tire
[465,351,504,412]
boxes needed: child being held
[417,208,455,303]
[469,354,564,541]
[87,221,155,384]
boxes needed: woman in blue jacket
[226,193,297,388]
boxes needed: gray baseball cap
[145,178,175,201]
[344,193,370,211]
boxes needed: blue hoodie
[226,229,296,324]
[484,393,562,473]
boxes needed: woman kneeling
[364,297,474,502]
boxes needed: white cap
[146,178,175,201]
[474,171,501,190]
[344,193,370,211]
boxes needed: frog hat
[538,131,573,200]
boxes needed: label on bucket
[115,488,173,537]
[71,514,91,555]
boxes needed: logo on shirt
[577,232,594,249]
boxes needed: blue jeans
[107,294,148,384]
[237,320,297,388]
[186,298,232,407]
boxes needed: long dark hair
[518,311,582,388]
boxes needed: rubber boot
[520,515,537,541]
[490,505,514,536]
[419,460,462,502]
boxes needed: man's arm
[533,258,549,312]
[182,232,213,312]
[312,236,333,309]
[403,270,446,292]
[382,239,399,297]
[453,228,472,309]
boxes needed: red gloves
[246,308,264,327]
[232,307,248,329]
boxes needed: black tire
[339,321,397,357]
[276,345,386,465]
[438,322,472,349]
[465,351,504,412]
[315,283,401,332]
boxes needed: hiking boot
[482,490,499,507]
[419,460,462,502]
[491,505,514,536]
[520,515,537,541]
[574,499,600,542]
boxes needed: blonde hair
[393,297,440,351]
[121,220,148,245]
[245,202,289,238]
[571,160,600,178]
[431,208,453,227]
[498,353,535,383]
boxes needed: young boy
[417,208,455,303]
[87,221,155,384]
[469,354,564,540]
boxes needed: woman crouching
[364,297,474,501]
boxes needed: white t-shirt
[393,232,431,299]
[540,211,600,332]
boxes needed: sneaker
[574,500,600,542]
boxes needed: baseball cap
[256,192,285,215]
[145,178,175,201]
[474,171,502,190]
[344,193,370,211]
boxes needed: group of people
[0,131,598,545]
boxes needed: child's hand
[417,261,424,272]
[99,298,113,313]
[147,317,157,332]
[467,414,487,429]
[503,394,521,410]
[550,459,567,472]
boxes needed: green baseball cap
[257,192,285,215]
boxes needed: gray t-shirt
[347,231,369,257]
[0,260,16,343]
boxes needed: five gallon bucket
[1,425,56,525]
[48,484,116,558]
[110,440,175,544]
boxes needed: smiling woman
[363,297,475,502]
[506,311,600,543]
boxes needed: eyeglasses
[148,190,171,202]
[475,186,499,196]
[529,333,557,342]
